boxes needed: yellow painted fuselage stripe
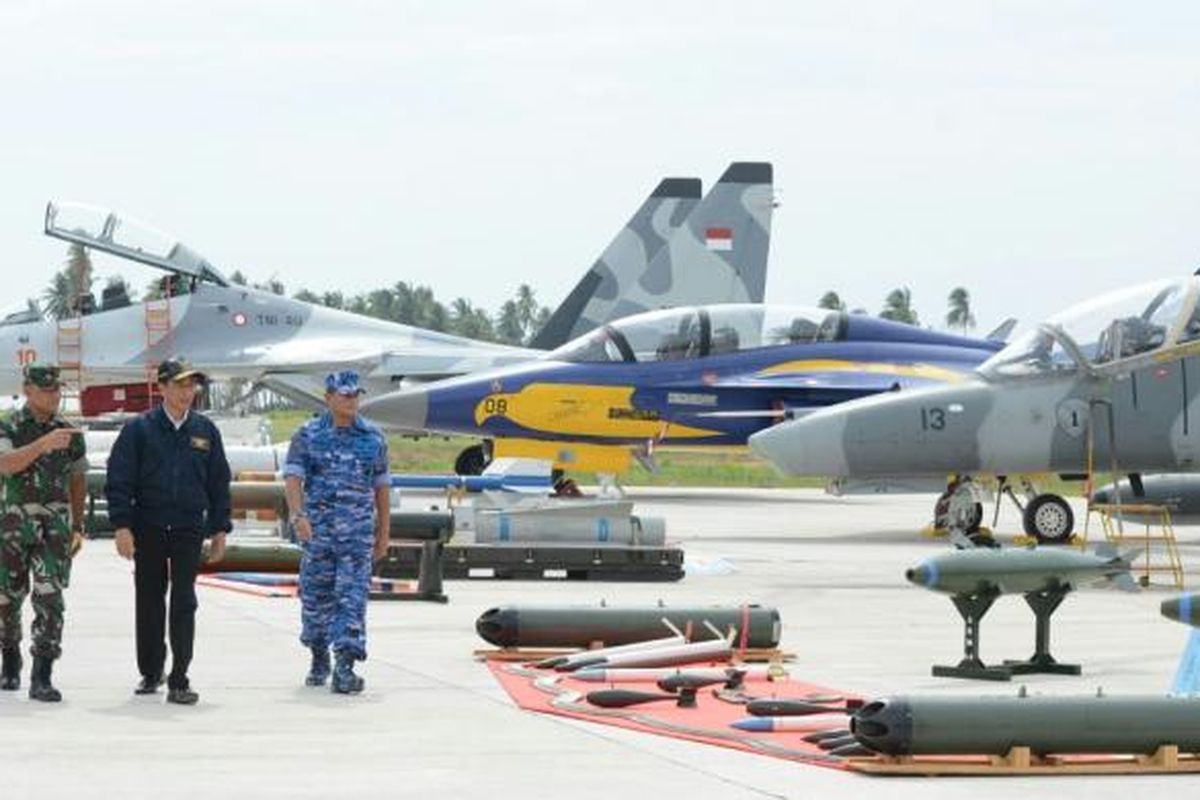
[473,383,721,440]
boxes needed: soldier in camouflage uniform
[283,370,390,694]
[0,363,86,702]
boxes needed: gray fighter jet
[750,276,1200,543]
[1,162,774,401]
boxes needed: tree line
[817,286,976,332]
[36,243,978,341]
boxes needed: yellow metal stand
[1088,502,1184,589]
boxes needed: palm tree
[946,287,975,332]
[42,242,95,319]
[879,287,919,326]
[818,291,846,311]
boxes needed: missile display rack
[378,542,685,582]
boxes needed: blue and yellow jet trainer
[362,304,1007,474]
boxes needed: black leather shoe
[167,686,199,705]
[134,675,164,695]
[0,647,20,691]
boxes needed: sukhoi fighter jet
[361,303,1007,474]
[0,163,774,401]
[750,276,1200,543]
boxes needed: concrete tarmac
[1,488,1197,798]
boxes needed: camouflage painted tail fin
[529,177,702,350]
[635,161,774,312]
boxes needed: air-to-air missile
[1162,593,1200,627]
[535,635,687,670]
[850,693,1200,756]
[572,665,784,683]
[558,637,733,672]
[905,547,1136,681]
[476,604,781,649]
[906,547,1138,596]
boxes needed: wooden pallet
[847,745,1200,776]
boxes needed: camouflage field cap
[23,362,62,389]
[156,357,207,384]
[325,370,366,396]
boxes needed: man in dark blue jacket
[105,358,232,705]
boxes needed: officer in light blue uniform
[283,371,390,694]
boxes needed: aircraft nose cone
[361,387,429,432]
[748,411,849,476]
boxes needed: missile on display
[906,547,1138,596]
[558,637,733,672]
[906,546,1136,681]
[746,698,853,717]
[572,665,782,683]
[850,693,1200,756]
[731,716,841,732]
[476,604,781,649]
[1162,594,1200,627]
[586,689,692,709]
[534,635,687,670]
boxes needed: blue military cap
[325,370,366,396]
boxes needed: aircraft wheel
[1023,494,1074,544]
[934,480,983,533]
[454,444,489,476]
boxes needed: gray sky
[1,1,1197,334]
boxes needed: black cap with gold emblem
[156,357,207,385]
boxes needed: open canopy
[44,201,229,286]
[980,276,1200,379]
[548,304,846,363]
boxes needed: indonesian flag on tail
[705,227,733,251]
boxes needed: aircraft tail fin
[529,177,702,350]
[986,317,1018,342]
[639,161,774,311]
[1171,629,1200,695]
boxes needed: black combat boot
[0,647,21,691]
[330,654,364,695]
[28,656,62,702]
[305,647,331,687]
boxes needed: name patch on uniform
[190,436,211,452]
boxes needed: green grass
[265,410,825,487]
[265,410,1095,493]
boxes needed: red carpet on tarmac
[488,661,856,770]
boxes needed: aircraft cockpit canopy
[0,300,44,328]
[549,304,847,363]
[980,276,1200,379]
[44,202,229,287]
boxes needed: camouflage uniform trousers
[0,507,72,659]
[299,517,372,661]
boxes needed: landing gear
[1022,493,1075,544]
[454,442,491,476]
[934,478,983,534]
